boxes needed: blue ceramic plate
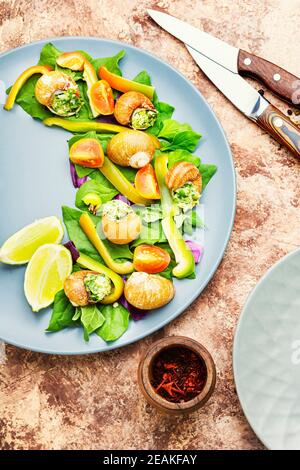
[0,37,236,354]
[233,249,300,450]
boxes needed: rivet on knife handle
[238,50,300,107]
[256,104,300,158]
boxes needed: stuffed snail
[101,200,141,245]
[114,91,157,130]
[35,71,82,116]
[107,129,159,169]
[64,270,112,306]
[124,272,175,310]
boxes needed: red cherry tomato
[69,138,104,168]
[134,164,160,200]
[90,80,114,115]
[133,244,171,274]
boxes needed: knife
[148,9,300,159]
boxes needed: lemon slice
[24,244,72,312]
[0,216,64,265]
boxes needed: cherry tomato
[133,244,170,274]
[56,52,85,71]
[90,80,114,115]
[69,138,104,168]
[134,164,160,200]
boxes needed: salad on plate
[0,43,217,343]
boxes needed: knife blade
[188,46,300,158]
[186,46,269,119]
[147,9,238,73]
[147,9,300,107]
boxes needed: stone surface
[0,0,300,450]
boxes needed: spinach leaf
[158,119,195,140]
[11,75,53,120]
[91,50,125,76]
[88,168,115,189]
[75,179,118,210]
[155,243,176,280]
[62,206,133,262]
[133,70,174,136]
[168,149,200,168]
[130,220,167,248]
[199,163,218,190]
[148,101,175,136]
[46,290,75,332]
[161,129,201,153]
[72,308,82,321]
[79,305,105,341]
[68,131,114,154]
[75,165,94,178]
[97,303,129,342]
[38,42,61,68]
[115,165,137,183]
[62,206,103,263]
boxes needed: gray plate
[234,249,300,449]
[0,37,236,354]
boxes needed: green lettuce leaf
[97,303,129,342]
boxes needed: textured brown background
[1,0,300,450]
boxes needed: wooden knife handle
[238,50,300,107]
[256,103,300,158]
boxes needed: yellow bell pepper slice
[4,64,53,111]
[100,157,153,206]
[83,60,101,118]
[43,117,127,134]
[99,66,155,100]
[155,154,195,279]
[79,212,134,275]
[76,252,124,304]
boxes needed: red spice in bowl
[151,346,207,403]
[138,337,216,415]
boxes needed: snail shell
[102,212,141,245]
[64,270,98,307]
[124,272,175,310]
[107,129,158,168]
[114,91,155,126]
[166,161,202,193]
[35,71,81,116]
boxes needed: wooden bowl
[138,336,216,415]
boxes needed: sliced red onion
[69,161,88,188]
[185,240,203,264]
[64,240,80,263]
[96,114,120,125]
[114,194,132,205]
[120,294,149,320]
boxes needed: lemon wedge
[24,244,72,312]
[0,216,64,265]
